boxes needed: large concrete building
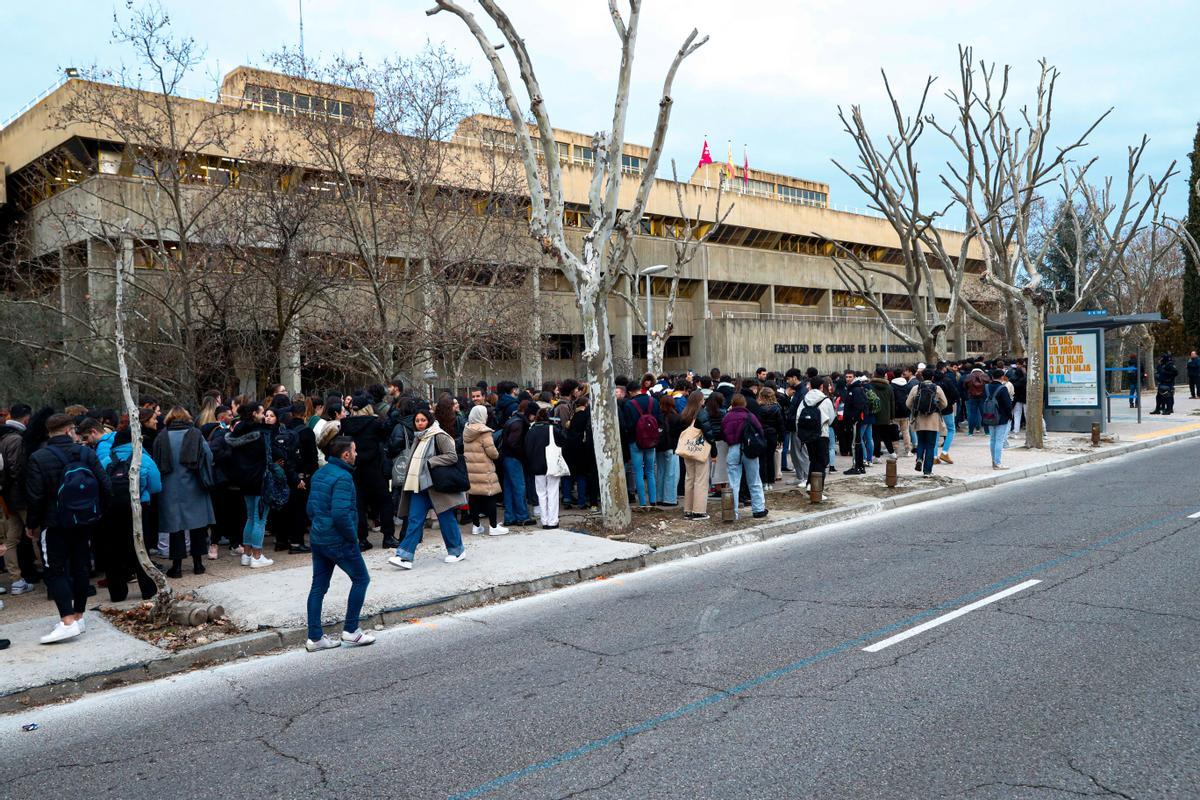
[0,67,999,397]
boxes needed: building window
[546,334,585,360]
[575,146,595,166]
[244,84,355,122]
[777,184,828,208]
[621,153,644,174]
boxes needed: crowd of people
[0,358,1035,650]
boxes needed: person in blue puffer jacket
[303,436,374,653]
[98,426,163,602]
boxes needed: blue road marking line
[447,505,1199,799]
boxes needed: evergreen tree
[1041,199,1097,310]
[1155,297,1191,358]
[1182,123,1200,347]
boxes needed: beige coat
[462,422,501,496]
[906,383,948,432]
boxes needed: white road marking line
[1187,511,1200,519]
[862,579,1042,653]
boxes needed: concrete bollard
[885,458,897,488]
[1091,423,1101,447]
[721,488,736,522]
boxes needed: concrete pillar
[818,289,834,317]
[952,302,967,359]
[279,320,301,395]
[759,285,776,316]
[611,274,634,377]
[234,349,258,400]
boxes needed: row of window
[777,184,827,207]
[242,84,355,121]
[543,335,692,361]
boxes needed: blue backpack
[48,445,103,527]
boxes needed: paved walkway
[0,390,1196,705]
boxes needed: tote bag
[676,425,708,463]
[545,430,571,477]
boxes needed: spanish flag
[726,140,735,182]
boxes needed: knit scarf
[153,422,203,477]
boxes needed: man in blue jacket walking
[304,437,374,652]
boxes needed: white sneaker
[249,555,274,568]
[471,525,485,536]
[387,555,413,570]
[0,599,4,610]
[241,554,252,567]
[444,551,467,564]
[9,579,31,595]
[232,546,245,556]
[76,616,86,633]
[40,620,82,644]
[341,629,376,647]
[305,635,341,652]
[0,585,6,595]
[533,506,542,519]
[488,525,510,536]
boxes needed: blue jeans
[725,444,765,515]
[655,450,679,504]
[966,398,983,434]
[396,490,464,561]
[306,541,370,641]
[630,446,657,506]
[243,495,267,549]
[860,424,875,463]
[989,424,1006,466]
[915,430,938,475]
[940,413,956,453]
[501,456,530,523]
[828,433,837,468]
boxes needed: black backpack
[795,399,823,442]
[914,383,940,416]
[48,445,104,527]
[105,453,134,504]
[740,417,768,459]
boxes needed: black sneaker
[358,540,374,551]
[289,544,312,554]
[828,467,838,474]
[752,510,769,519]
[165,565,182,579]
[692,513,710,520]
[844,468,866,475]
[0,639,9,650]
[381,538,400,549]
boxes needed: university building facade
[0,67,999,398]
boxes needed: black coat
[224,421,275,496]
[339,413,390,467]
[756,403,785,444]
[285,417,319,479]
[657,409,685,452]
[524,421,564,476]
[937,375,961,416]
[25,435,111,530]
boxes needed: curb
[5,427,1198,713]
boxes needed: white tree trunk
[579,284,631,531]
[113,237,172,622]
[1024,301,1046,448]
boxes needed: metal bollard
[721,488,736,522]
[885,457,897,488]
[808,471,825,503]
[1091,422,1101,447]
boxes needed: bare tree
[35,4,244,403]
[428,0,707,531]
[936,47,1175,447]
[112,222,173,623]
[822,71,1002,363]
[616,161,731,375]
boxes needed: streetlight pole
[637,264,669,365]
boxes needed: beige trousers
[683,458,711,515]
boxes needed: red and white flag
[698,137,713,167]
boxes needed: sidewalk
[1,391,1197,711]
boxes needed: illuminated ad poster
[1045,330,1101,408]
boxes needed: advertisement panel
[1045,329,1102,408]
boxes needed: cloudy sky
[4,1,1196,215]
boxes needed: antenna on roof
[298,0,306,76]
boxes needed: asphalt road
[4,438,1199,799]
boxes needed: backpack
[914,383,940,416]
[967,375,985,398]
[980,384,1000,427]
[865,387,881,415]
[633,398,662,450]
[106,453,134,504]
[48,445,103,527]
[795,398,823,442]
[261,436,290,510]
[739,416,768,459]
